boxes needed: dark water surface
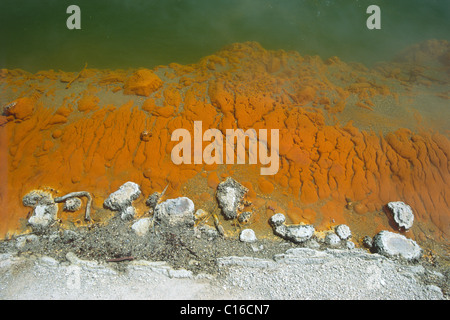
[0,0,449,72]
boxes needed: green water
[0,0,449,72]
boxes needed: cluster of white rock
[23,189,93,231]
[372,201,421,261]
[23,190,58,231]
[264,199,422,261]
[21,178,423,262]
[106,182,197,236]
[103,182,141,221]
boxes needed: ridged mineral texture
[0,41,448,256]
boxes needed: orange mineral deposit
[0,41,448,259]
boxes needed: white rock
[64,197,82,212]
[216,178,248,219]
[335,224,352,240]
[155,197,195,227]
[373,230,422,261]
[23,190,58,231]
[120,205,136,221]
[274,224,315,243]
[345,240,356,250]
[28,204,58,230]
[269,213,286,227]
[287,224,315,243]
[240,229,257,242]
[387,201,414,230]
[22,190,54,207]
[325,233,341,246]
[104,181,141,212]
[132,218,152,236]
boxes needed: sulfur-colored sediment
[0,41,449,255]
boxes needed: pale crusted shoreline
[0,241,447,300]
[2,181,448,300]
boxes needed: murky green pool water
[1,0,449,72]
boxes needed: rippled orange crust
[0,41,448,251]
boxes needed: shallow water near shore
[1,0,449,71]
[0,1,449,265]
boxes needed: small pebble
[240,229,257,243]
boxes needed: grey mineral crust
[0,230,446,299]
[216,248,444,300]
